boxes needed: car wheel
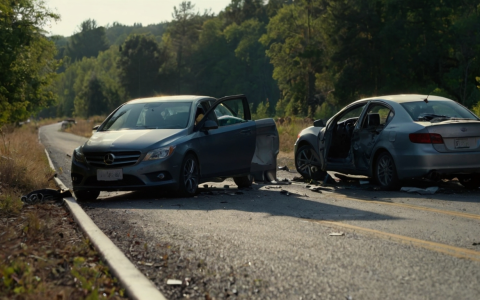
[179,154,199,197]
[458,175,480,189]
[295,145,326,180]
[374,152,400,190]
[234,175,253,188]
[74,190,100,202]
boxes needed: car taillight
[409,133,444,144]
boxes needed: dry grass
[0,124,126,299]
[64,116,105,138]
[0,125,56,209]
[276,118,314,153]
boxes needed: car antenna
[423,93,430,103]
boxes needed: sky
[44,0,232,37]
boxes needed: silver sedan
[294,94,480,189]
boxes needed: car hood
[83,129,186,152]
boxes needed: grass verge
[0,124,127,299]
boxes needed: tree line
[1,0,479,125]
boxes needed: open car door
[195,95,256,178]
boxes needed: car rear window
[400,101,478,121]
[102,102,192,131]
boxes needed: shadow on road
[86,185,401,222]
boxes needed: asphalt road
[39,123,480,300]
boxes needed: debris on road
[360,180,370,185]
[167,279,183,285]
[265,185,282,189]
[280,190,290,196]
[224,185,230,189]
[473,242,479,246]
[329,232,345,236]
[278,165,289,171]
[309,186,334,193]
[400,186,439,195]
[21,188,72,205]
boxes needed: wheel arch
[369,147,400,179]
[183,149,200,174]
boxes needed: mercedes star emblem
[104,153,115,165]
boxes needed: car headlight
[73,147,86,163]
[143,146,176,161]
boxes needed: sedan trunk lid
[427,120,480,152]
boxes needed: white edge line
[44,145,167,300]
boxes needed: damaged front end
[250,119,279,182]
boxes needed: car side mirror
[92,125,100,131]
[202,119,218,131]
[313,119,324,127]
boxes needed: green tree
[0,0,59,125]
[168,1,205,93]
[118,34,164,99]
[65,19,109,61]
[74,73,108,117]
[260,1,327,116]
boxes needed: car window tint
[401,101,478,121]
[214,99,246,127]
[337,104,366,123]
[102,102,192,131]
[362,104,392,128]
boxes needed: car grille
[85,151,141,168]
[84,175,145,186]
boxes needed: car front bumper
[71,153,183,192]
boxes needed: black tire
[295,145,327,180]
[178,154,199,197]
[74,190,100,202]
[374,152,400,190]
[458,175,480,189]
[234,175,253,188]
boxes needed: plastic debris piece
[329,232,345,236]
[167,279,183,285]
[278,165,289,171]
[400,186,439,195]
[473,242,479,246]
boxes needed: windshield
[101,102,192,131]
[400,101,478,122]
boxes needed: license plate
[97,169,123,181]
[454,138,470,149]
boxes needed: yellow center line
[308,219,480,262]
[322,192,480,221]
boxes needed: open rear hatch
[427,120,480,153]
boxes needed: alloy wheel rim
[183,158,198,193]
[297,148,319,177]
[377,155,394,186]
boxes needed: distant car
[71,95,279,201]
[295,94,480,189]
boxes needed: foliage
[0,0,59,125]
[65,19,109,62]
[42,0,480,120]
[118,34,165,99]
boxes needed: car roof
[126,95,214,104]
[353,94,454,104]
